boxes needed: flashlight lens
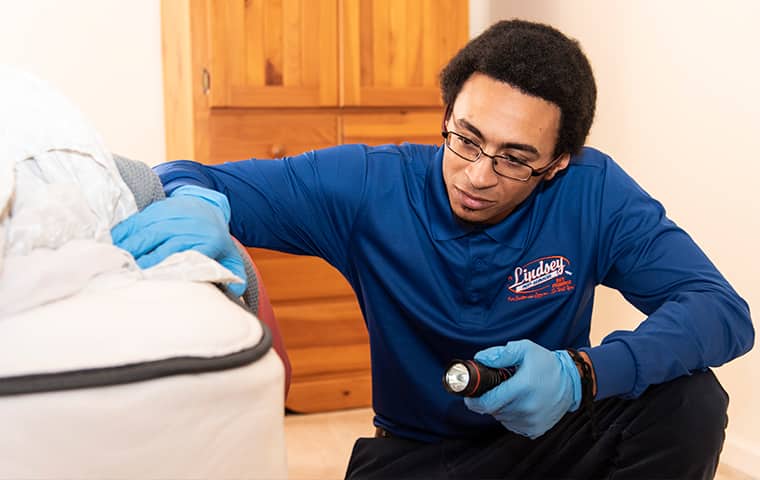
[445,362,470,393]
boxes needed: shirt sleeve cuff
[580,341,637,400]
[153,162,209,196]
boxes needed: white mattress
[0,280,287,479]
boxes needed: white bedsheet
[0,66,242,317]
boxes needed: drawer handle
[270,143,286,158]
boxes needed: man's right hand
[111,185,247,296]
[463,339,582,439]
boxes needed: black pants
[345,370,728,479]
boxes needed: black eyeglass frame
[441,129,561,183]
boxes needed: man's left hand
[111,185,247,297]
[463,339,582,439]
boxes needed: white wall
[483,0,759,475]
[0,0,166,166]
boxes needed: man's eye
[458,136,477,147]
[497,155,524,166]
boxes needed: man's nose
[465,156,498,188]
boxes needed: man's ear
[441,103,452,135]
[543,153,571,181]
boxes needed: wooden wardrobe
[161,0,469,412]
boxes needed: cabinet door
[207,0,339,107]
[342,0,469,107]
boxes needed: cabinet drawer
[248,249,355,302]
[288,344,371,379]
[286,370,372,413]
[208,110,339,162]
[342,110,443,146]
[276,298,367,349]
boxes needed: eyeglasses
[442,129,560,182]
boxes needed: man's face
[442,73,569,225]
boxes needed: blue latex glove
[463,339,582,439]
[111,185,246,297]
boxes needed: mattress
[0,280,287,479]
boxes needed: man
[112,20,753,479]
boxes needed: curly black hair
[440,19,596,157]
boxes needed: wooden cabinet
[161,0,469,412]
[247,248,370,412]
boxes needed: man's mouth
[455,187,493,210]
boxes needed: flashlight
[442,359,516,397]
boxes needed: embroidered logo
[507,256,575,302]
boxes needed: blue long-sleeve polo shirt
[155,143,753,442]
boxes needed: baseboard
[721,437,760,478]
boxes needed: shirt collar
[425,145,535,248]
